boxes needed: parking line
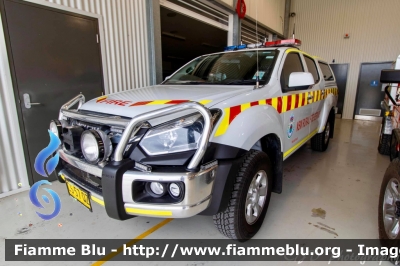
[92,218,174,266]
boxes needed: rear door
[279,51,313,158]
[303,55,324,134]
[314,61,337,128]
[1,0,104,184]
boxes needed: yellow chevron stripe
[241,102,251,112]
[291,94,296,109]
[282,96,288,112]
[214,107,230,137]
[147,100,170,105]
[272,97,278,110]
[259,99,266,105]
[199,99,212,105]
[298,93,303,107]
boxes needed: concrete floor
[0,119,392,266]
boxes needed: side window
[280,53,304,92]
[304,56,320,83]
[318,62,335,81]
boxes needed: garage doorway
[1,0,104,185]
[354,62,393,120]
[330,63,349,117]
[160,6,228,79]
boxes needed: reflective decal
[287,113,295,139]
[214,88,338,137]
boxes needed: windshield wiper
[225,80,257,85]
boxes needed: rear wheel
[213,150,272,241]
[311,119,331,152]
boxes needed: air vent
[359,108,381,116]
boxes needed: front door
[1,0,104,184]
[279,51,313,158]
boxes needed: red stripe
[266,98,272,106]
[129,101,152,106]
[250,101,259,106]
[295,94,299,108]
[229,105,241,124]
[277,97,282,113]
[287,95,292,111]
[302,93,306,106]
[165,100,189,104]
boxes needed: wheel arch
[210,105,284,151]
[318,94,336,136]
[251,133,283,194]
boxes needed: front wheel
[378,159,400,264]
[213,150,272,241]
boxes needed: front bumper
[58,149,217,219]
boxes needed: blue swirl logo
[30,130,62,220]
[29,180,61,220]
[34,130,61,177]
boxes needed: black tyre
[379,159,400,264]
[379,117,391,156]
[390,133,399,162]
[379,133,392,156]
[311,119,331,152]
[213,150,272,241]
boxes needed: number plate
[66,180,92,211]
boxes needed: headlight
[139,113,204,155]
[49,120,62,139]
[81,130,112,164]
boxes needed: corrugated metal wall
[0,16,30,195]
[46,0,150,93]
[290,0,400,119]
[0,0,150,196]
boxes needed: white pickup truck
[51,39,338,240]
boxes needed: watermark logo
[30,130,62,220]
[34,130,61,177]
[29,180,61,220]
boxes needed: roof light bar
[265,39,301,47]
[224,44,247,51]
[246,42,264,48]
[223,39,302,51]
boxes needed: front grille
[63,163,103,195]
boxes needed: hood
[80,84,252,124]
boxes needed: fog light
[146,182,167,198]
[169,183,181,197]
[150,182,164,195]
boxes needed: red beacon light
[265,39,302,47]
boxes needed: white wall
[220,0,286,34]
[290,0,400,119]
[0,0,150,196]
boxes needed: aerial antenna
[255,0,260,89]
[292,23,296,39]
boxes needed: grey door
[330,63,348,116]
[354,62,393,119]
[1,0,104,184]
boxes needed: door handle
[307,93,314,102]
[23,93,41,109]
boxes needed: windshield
[163,50,278,85]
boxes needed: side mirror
[288,72,314,88]
[164,75,171,81]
